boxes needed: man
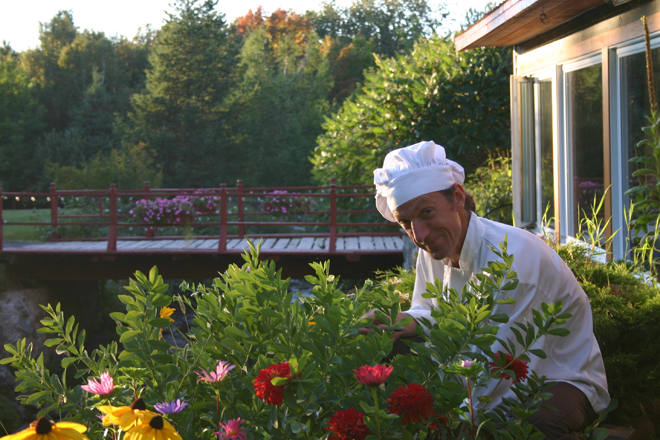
[361,141,609,439]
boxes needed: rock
[0,288,51,389]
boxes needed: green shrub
[464,156,513,225]
[555,243,660,424]
[1,240,576,439]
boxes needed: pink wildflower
[81,372,114,395]
[197,360,235,383]
[215,418,247,440]
[354,364,393,386]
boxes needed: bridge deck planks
[3,235,404,253]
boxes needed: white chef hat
[373,141,465,222]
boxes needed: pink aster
[197,360,235,383]
[81,372,114,395]
[215,418,247,440]
[354,364,393,387]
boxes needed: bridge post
[144,181,154,238]
[50,183,59,240]
[237,180,244,238]
[107,184,117,252]
[218,183,227,252]
[0,183,3,251]
[329,178,337,253]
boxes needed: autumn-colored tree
[236,7,313,50]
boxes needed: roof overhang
[454,0,609,51]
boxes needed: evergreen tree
[124,0,236,188]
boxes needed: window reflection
[621,49,660,195]
[567,64,603,235]
[539,80,554,226]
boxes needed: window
[512,75,554,229]
[563,59,604,237]
[537,80,554,226]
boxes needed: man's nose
[410,220,429,244]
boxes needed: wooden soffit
[454,0,608,51]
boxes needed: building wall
[510,0,660,259]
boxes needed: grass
[2,209,50,241]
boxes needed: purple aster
[154,398,189,414]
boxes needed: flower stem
[467,377,475,440]
[371,386,382,440]
[216,391,220,433]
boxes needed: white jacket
[405,212,610,413]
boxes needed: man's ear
[454,184,466,209]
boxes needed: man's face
[392,189,466,261]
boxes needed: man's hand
[357,310,418,340]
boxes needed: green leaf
[221,338,247,354]
[271,377,290,386]
[261,309,281,319]
[118,295,137,306]
[109,312,126,322]
[529,349,547,359]
[150,354,173,364]
[490,313,509,323]
[26,390,51,405]
[119,330,141,343]
[44,338,64,348]
[152,294,172,308]
[149,266,159,283]
[547,328,570,337]
[358,400,373,414]
[65,316,75,336]
[225,327,249,339]
[61,357,77,369]
[148,318,173,329]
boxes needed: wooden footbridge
[0,181,405,280]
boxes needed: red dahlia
[326,408,370,440]
[489,353,529,383]
[253,362,291,405]
[428,416,448,430]
[387,383,435,425]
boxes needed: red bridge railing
[0,180,402,253]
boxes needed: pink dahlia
[215,418,247,440]
[197,360,235,383]
[353,364,393,386]
[81,372,114,395]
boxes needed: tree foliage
[225,24,333,186]
[0,45,46,191]
[46,142,163,189]
[311,37,512,185]
[0,1,514,192]
[123,0,236,188]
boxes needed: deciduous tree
[311,37,511,185]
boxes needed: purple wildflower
[154,399,189,414]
